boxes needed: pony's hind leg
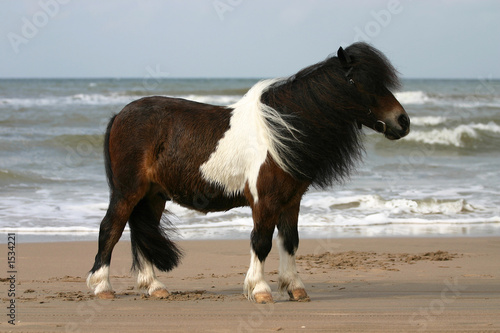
[135,248,169,298]
[277,203,309,302]
[129,190,182,298]
[87,196,135,299]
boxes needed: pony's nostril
[398,113,410,129]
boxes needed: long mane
[258,42,400,188]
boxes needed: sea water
[1,78,499,242]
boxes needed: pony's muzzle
[384,111,410,140]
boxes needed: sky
[1,0,499,79]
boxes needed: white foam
[395,91,430,105]
[470,121,500,133]
[405,126,475,146]
[71,93,133,105]
[1,160,498,242]
[180,94,240,106]
[455,98,500,109]
[395,91,500,109]
[0,226,99,234]
[403,122,500,147]
[383,198,474,215]
[0,94,133,107]
[410,116,447,126]
[301,194,478,219]
[0,94,242,108]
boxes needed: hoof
[96,291,115,299]
[254,292,274,304]
[288,289,310,302]
[150,289,170,299]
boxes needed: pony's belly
[168,189,248,213]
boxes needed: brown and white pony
[87,42,410,303]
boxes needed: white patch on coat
[200,78,300,202]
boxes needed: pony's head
[338,43,410,140]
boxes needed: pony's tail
[129,199,183,272]
[104,114,117,193]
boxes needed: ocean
[1,78,499,243]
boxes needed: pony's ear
[337,46,352,66]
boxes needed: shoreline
[1,237,499,332]
[2,227,500,244]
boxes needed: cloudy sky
[1,0,499,79]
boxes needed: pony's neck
[258,73,365,188]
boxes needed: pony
[87,42,410,303]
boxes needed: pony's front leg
[277,236,309,301]
[277,205,310,302]
[244,217,275,303]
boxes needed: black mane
[261,42,400,188]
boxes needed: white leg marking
[87,265,112,295]
[277,236,305,293]
[243,249,271,300]
[136,253,167,296]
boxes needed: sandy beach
[1,237,499,332]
